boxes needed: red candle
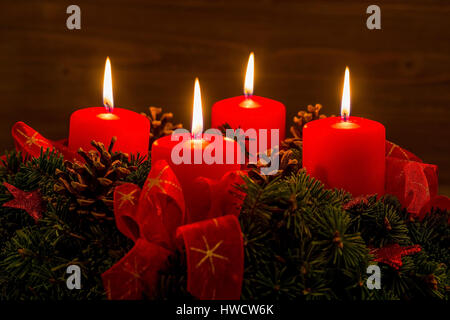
[152,78,242,222]
[68,58,150,157]
[302,67,385,197]
[211,53,286,148]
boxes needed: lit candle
[68,57,150,157]
[211,53,286,148]
[152,78,242,222]
[302,67,385,197]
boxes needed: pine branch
[0,145,447,300]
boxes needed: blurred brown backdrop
[0,0,449,195]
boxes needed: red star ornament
[370,243,421,270]
[2,182,44,222]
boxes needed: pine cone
[290,104,329,139]
[234,104,329,182]
[142,106,183,147]
[279,137,302,174]
[54,137,137,220]
[247,137,303,183]
[423,274,438,291]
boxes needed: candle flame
[103,57,114,112]
[341,66,350,121]
[244,52,254,97]
[191,77,203,140]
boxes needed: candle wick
[104,102,113,113]
[244,93,252,100]
[192,132,202,141]
[342,112,349,122]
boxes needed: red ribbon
[12,121,81,161]
[385,141,449,218]
[102,160,246,300]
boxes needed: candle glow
[341,67,350,121]
[69,57,150,157]
[211,51,286,146]
[244,52,254,97]
[303,66,386,197]
[191,78,203,140]
[152,76,242,222]
[103,57,114,113]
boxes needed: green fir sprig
[0,147,447,300]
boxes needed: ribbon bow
[101,160,246,300]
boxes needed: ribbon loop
[192,170,247,221]
[102,239,171,300]
[113,183,142,241]
[176,215,244,300]
[137,160,185,250]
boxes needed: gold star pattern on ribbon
[190,236,229,275]
[387,142,410,160]
[17,129,51,148]
[410,180,430,197]
[116,189,138,209]
[145,165,182,195]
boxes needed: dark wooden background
[0,0,449,195]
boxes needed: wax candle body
[152,133,242,222]
[211,95,286,148]
[68,107,150,157]
[302,116,385,197]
